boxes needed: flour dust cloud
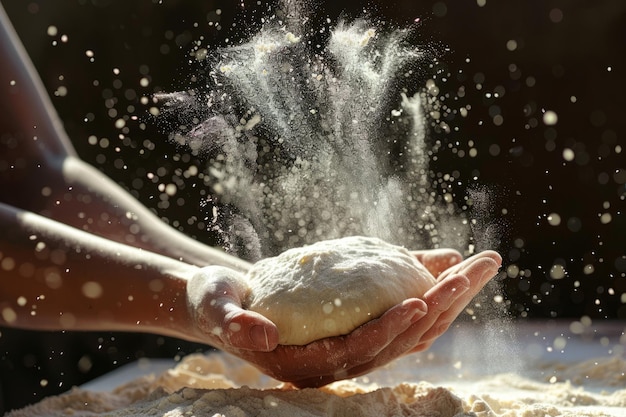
[157,2,486,261]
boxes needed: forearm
[0,202,201,341]
[56,157,253,272]
[0,3,75,159]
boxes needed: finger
[436,250,501,283]
[417,256,501,345]
[424,273,471,307]
[347,298,428,358]
[409,253,501,352]
[188,267,279,352]
[412,248,463,277]
[382,275,470,351]
[222,306,280,352]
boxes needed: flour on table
[6,353,465,417]
[243,236,437,345]
[7,351,626,417]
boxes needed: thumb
[187,266,279,351]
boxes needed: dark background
[1,0,625,413]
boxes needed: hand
[230,249,502,387]
[408,249,502,353]
[185,266,280,352]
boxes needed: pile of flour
[8,351,626,417]
[7,353,464,417]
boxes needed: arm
[0,3,248,271]
[0,201,195,338]
[0,201,277,351]
[0,2,75,161]
[0,199,413,360]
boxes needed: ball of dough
[243,236,437,346]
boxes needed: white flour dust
[157,3,470,260]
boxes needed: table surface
[81,319,625,392]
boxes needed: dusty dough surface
[7,351,626,417]
[244,236,437,345]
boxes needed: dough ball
[243,236,437,346]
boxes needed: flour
[7,354,464,417]
[8,352,626,417]
[243,236,436,345]
[544,356,626,386]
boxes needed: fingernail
[410,309,427,324]
[436,321,452,338]
[407,302,428,323]
[249,325,270,351]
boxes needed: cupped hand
[230,249,502,387]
